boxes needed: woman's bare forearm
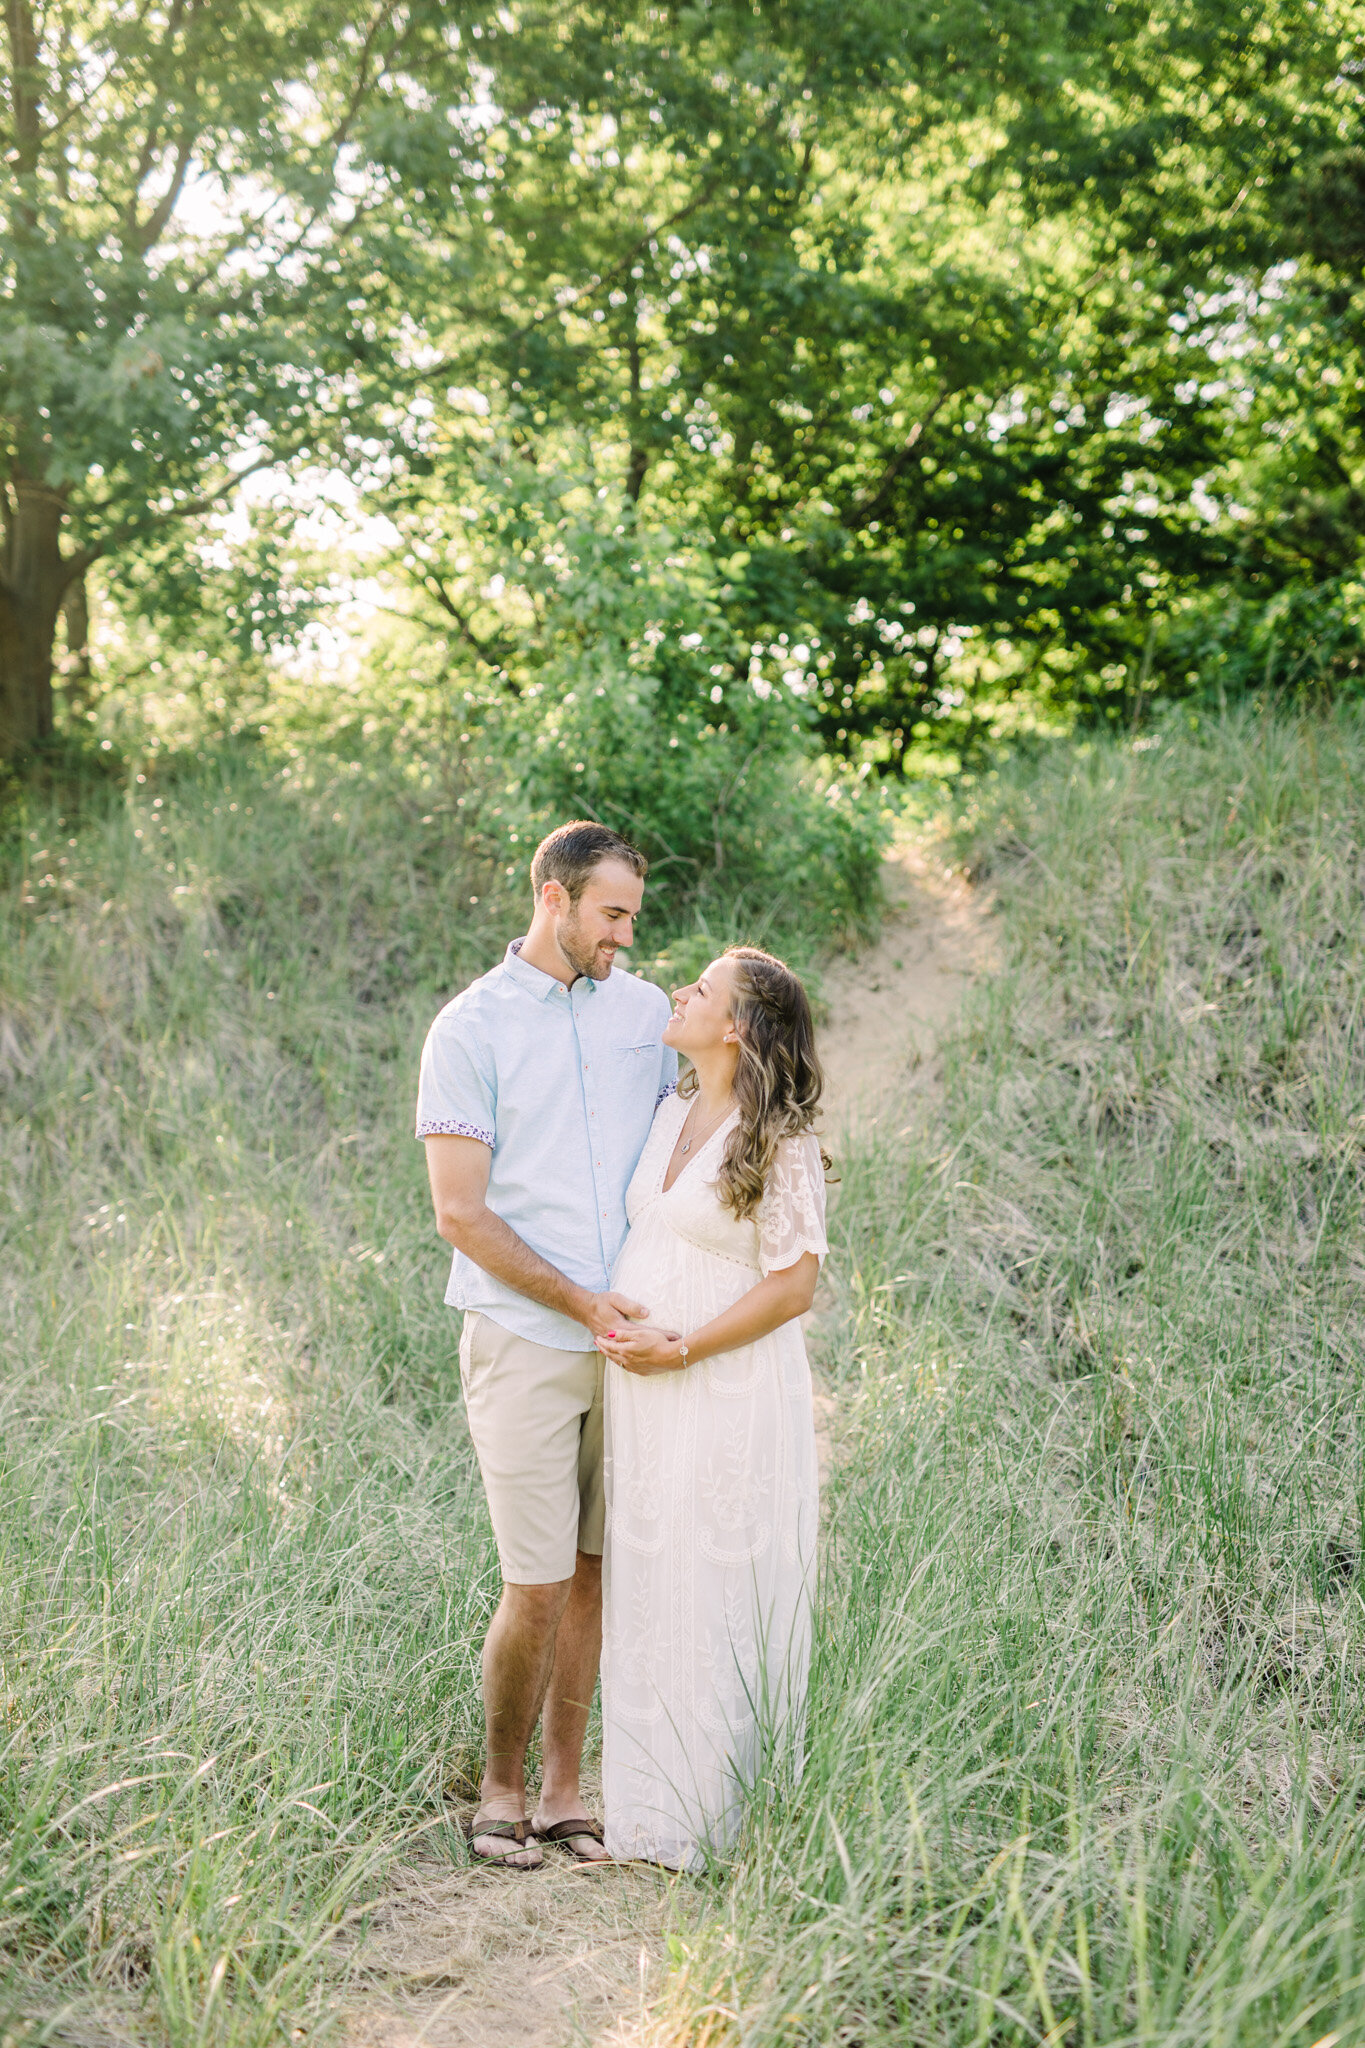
[682,1262,816,1365]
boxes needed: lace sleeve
[758,1131,829,1278]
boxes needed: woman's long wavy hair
[679,945,830,1220]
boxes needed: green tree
[0,0,467,758]
[20,0,1362,769]
[994,0,1365,703]
[355,0,1267,763]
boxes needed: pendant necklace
[679,1098,733,1154]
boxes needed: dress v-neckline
[659,1098,738,1197]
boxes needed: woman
[596,946,828,1870]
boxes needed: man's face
[551,858,644,981]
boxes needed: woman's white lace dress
[602,1093,827,1870]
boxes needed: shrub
[364,476,891,978]
[1159,576,1365,704]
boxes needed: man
[417,821,676,1869]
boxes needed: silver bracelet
[677,1337,690,1367]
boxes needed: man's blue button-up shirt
[416,939,677,1349]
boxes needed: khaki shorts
[458,1311,605,1585]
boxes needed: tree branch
[362,102,788,400]
[41,46,125,147]
[625,311,648,503]
[554,174,729,317]
[171,8,401,307]
[69,450,302,571]
[131,131,195,253]
[416,570,516,669]
[536,99,792,327]
[842,386,950,531]
[120,0,187,246]
[198,2,401,289]
[321,0,401,157]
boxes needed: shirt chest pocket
[582,1045,657,1143]
[579,1042,656,1091]
[609,1040,659,1086]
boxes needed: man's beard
[556,908,616,982]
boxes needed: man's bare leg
[532,1549,610,1861]
[474,1577,572,1866]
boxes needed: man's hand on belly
[575,1289,651,1339]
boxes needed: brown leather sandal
[533,1816,609,1864]
[465,1816,542,1870]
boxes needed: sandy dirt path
[335,840,994,2048]
[816,838,998,1136]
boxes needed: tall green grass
[0,705,876,2042]
[661,707,1365,2046]
[6,710,1364,2045]
[0,744,514,2043]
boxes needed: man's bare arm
[423,1135,648,1339]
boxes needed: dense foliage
[5,0,1365,775]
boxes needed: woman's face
[663,956,738,1056]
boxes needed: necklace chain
[679,1095,733,1154]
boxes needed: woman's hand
[597,1324,688,1376]
[600,1255,819,1380]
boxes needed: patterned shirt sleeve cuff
[416,1119,494,1145]
[655,1081,677,1107]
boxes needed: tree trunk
[60,573,93,718]
[0,481,79,760]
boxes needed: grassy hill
[663,706,1365,2046]
[2,707,1363,2044]
[1,744,513,2039]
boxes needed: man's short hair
[530,821,648,904]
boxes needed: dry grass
[336,1822,679,2048]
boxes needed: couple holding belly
[418,820,827,1871]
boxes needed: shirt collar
[502,936,596,1001]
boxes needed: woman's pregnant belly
[611,1213,758,1335]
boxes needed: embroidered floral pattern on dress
[601,1090,822,1872]
[613,1402,666,1553]
[655,1081,677,1107]
[698,1583,760,1736]
[757,1131,829,1276]
[617,1578,670,1697]
[416,1118,495,1145]
[700,1423,773,1535]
